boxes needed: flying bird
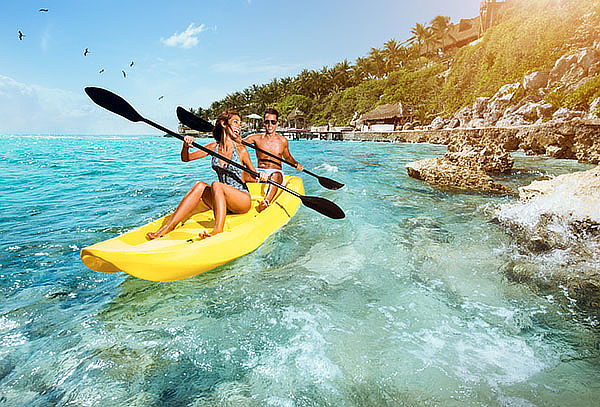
[39,8,49,12]
[122,70,127,78]
[83,48,90,56]
[129,61,134,67]
[158,96,164,100]
[99,69,104,74]
[18,31,25,40]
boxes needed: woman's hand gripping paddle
[84,87,345,219]
[176,107,344,190]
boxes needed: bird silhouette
[39,8,49,12]
[129,61,134,67]
[158,96,164,100]
[99,69,104,74]
[83,48,90,56]
[122,70,127,78]
[18,31,25,40]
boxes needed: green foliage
[380,65,445,122]
[202,0,597,125]
[311,79,386,125]
[441,0,588,114]
[276,94,313,120]
[544,89,567,108]
[563,75,600,111]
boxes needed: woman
[146,109,266,240]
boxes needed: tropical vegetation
[193,0,599,127]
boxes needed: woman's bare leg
[146,181,208,239]
[258,172,283,212]
[199,182,251,238]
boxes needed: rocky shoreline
[346,120,600,164]
[342,38,600,309]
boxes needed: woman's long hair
[213,109,240,142]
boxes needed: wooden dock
[280,130,343,141]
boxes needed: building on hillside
[286,108,306,129]
[440,16,481,52]
[360,103,413,131]
[425,0,508,55]
[480,0,507,32]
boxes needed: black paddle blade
[176,106,214,132]
[317,176,344,190]
[85,87,143,122]
[300,195,345,219]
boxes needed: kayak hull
[81,176,303,281]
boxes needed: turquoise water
[1,134,599,406]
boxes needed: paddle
[84,87,345,219]
[176,107,345,190]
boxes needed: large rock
[429,116,447,130]
[445,118,460,129]
[552,107,586,121]
[467,118,488,128]
[472,97,491,117]
[523,71,549,91]
[444,145,513,174]
[494,166,600,308]
[549,46,600,90]
[406,157,512,195]
[585,97,600,120]
[495,114,531,127]
[454,105,474,127]
[492,83,522,102]
[518,165,600,204]
[549,53,580,83]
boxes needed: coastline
[336,120,600,164]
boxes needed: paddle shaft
[143,118,303,199]
[174,108,343,189]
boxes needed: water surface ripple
[0,135,598,406]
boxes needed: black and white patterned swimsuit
[211,144,249,192]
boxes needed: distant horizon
[1,0,480,135]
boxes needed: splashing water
[1,136,599,406]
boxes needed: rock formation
[422,40,600,131]
[406,145,513,194]
[494,166,600,308]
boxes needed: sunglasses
[263,119,278,125]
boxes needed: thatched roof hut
[286,108,306,129]
[362,103,412,129]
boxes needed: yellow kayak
[81,176,303,281]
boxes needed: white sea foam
[497,166,600,228]
[315,163,339,173]
[0,316,20,331]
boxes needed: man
[244,108,304,212]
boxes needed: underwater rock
[406,156,513,195]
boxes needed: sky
[0,0,481,134]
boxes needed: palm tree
[353,57,372,81]
[368,48,387,78]
[382,39,405,71]
[430,15,456,53]
[408,22,432,54]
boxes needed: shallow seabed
[0,135,598,406]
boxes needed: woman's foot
[146,226,171,240]
[199,230,220,239]
[257,199,270,212]
[146,231,164,240]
